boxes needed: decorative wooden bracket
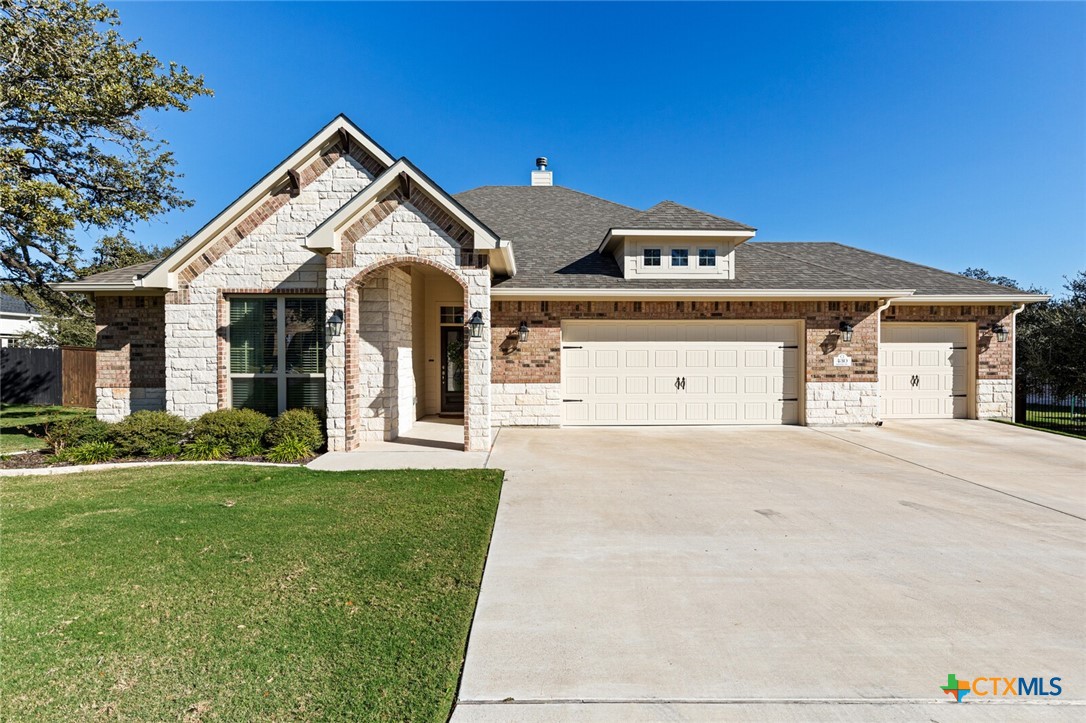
[338,128,352,154]
[286,168,301,197]
[398,172,412,199]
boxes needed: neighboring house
[55,115,1047,451]
[0,293,41,347]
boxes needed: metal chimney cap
[535,157,548,170]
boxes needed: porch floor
[307,416,489,470]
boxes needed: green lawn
[1,465,503,721]
[0,404,96,454]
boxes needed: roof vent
[530,156,552,187]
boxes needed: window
[671,248,689,267]
[229,295,325,415]
[643,248,661,267]
[439,306,464,324]
[698,248,716,267]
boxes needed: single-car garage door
[880,323,970,418]
[561,321,801,425]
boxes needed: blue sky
[114,1,1084,293]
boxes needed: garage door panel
[881,324,969,420]
[562,321,802,425]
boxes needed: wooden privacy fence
[0,346,95,407]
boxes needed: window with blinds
[229,295,325,415]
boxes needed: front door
[440,327,465,414]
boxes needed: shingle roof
[621,200,755,232]
[454,185,1037,296]
[74,260,160,285]
[1,292,39,315]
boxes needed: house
[55,115,1046,451]
[0,293,42,347]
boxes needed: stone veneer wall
[326,200,491,452]
[883,304,1014,418]
[490,299,880,426]
[164,152,374,420]
[349,267,415,442]
[95,295,166,421]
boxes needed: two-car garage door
[562,321,801,425]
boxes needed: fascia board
[490,288,916,300]
[889,294,1051,304]
[599,228,757,253]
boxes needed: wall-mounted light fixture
[326,309,344,337]
[989,323,1008,343]
[518,321,530,343]
[467,310,485,339]
[838,321,854,343]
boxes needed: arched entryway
[340,257,479,451]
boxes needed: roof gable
[134,115,395,291]
[624,201,755,232]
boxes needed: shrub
[43,417,111,452]
[181,436,230,461]
[110,411,190,457]
[265,409,324,451]
[233,439,265,458]
[190,409,271,454]
[63,441,116,465]
[265,437,314,463]
[147,443,181,458]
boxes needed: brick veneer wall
[490,299,880,426]
[491,299,879,383]
[95,295,166,421]
[883,304,1015,418]
[882,304,1014,379]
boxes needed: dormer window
[698,248,716,267]
[643,248,661,267]
[671,249,689,267]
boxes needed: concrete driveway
[454,421,1085,721]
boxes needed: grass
[0,404,95,454]
[1,465,503,721]
[992,418,1086,440]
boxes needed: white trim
[599,228,755,254]
[492,287,917,300]
[138,115,394,291]
[888,294,1049,304]
[1010,302,1026,421]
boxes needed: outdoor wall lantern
[518,321,530,343]
[468,311,485,339]
[838,321,854,343]
[990,323,1009,343]
[326,309,344,337]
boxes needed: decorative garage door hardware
[780,345,799,349]
[674,377,687,390]
[562,345,583,349]
[911,375,921,387]
[563,399,583,403]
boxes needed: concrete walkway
[454,421,1085,721]
[307,416,489,470]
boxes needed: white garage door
[880,324,970,418]
[561,321,801,425]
